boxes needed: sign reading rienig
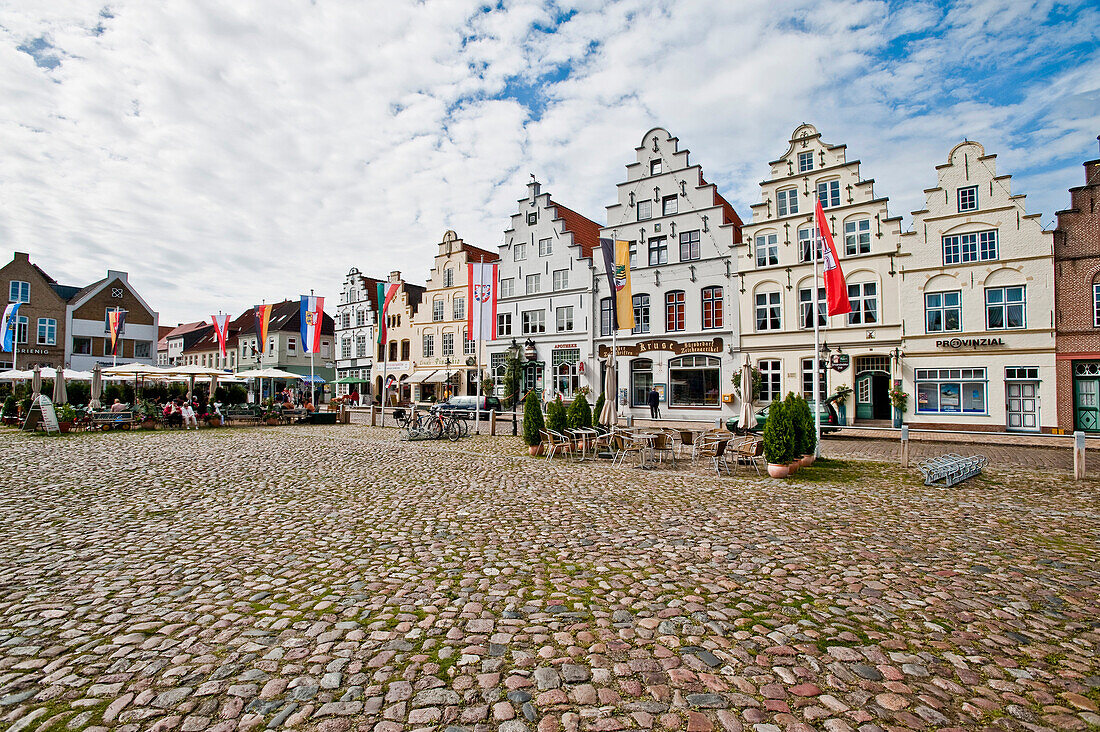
[598,337,723,357]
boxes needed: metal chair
[652,431,677,467]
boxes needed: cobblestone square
[1,426,1098,732]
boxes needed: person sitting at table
[110,398,126,413]
[180,401,198,430]
[163,400,183,428]
[303,399,316,413]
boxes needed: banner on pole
[299,295,325,353]
[210,313,231,358]
[599,238,634,330]
[108,308,127,356]
[467,262,498,341]
[376,283,400,345]
[253,304,272,354]
[1,303,21,352]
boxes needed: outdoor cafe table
[569,427,599,460]
[633,432,659,470]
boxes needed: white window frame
[499,278,514,298]
[798,287,826,329]
[423,333,435,357]
[521,310,545,335]
[497,313,512,337]
[632,294,650,334]
[9,281,30,303]
[1094,283,1100,328]
[755,291,781,331]
[943,230,998,264]
[442,268,454,287]
[986,285,1026,330]
[538,238,552,257]
[36,317,56,346]
[847,282,878,325]
[525,274,540,294]
[433,299,444,321]
[816,179,840,208]
[442,332,454,357]
[844,218,871,255]
[552,270,569,291]
[777,188,798,217]
[513,243,526,261]
[797,151,814,172]
[556,306,574,332]
[925,291,962,333]
[453,297,465,321]
[759,360,781,403]
[957,186,978,212]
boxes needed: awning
[425,370,456,384]
[407,370,437,384]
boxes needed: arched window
[669,355,721,407]
[401,339,411,360]
[631,358,653,407]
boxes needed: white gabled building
[334,267,383,399]
[739,123,905,424]
[488,179,602,400]
[595,128,744,422]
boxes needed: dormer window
[650,160,662,175]
[798,151,814,172]
[957,186,978,212]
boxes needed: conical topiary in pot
[762,398,795,478]
[792,393,817,465]
[523,395,545,455]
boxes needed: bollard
[1074,430,1086,480]
[715,417,723,429]
[489,410,497,436]
[370,405,376,427]
[625,414,633,427]
[900,425,909,468]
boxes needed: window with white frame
[499,278,514,297]
[777,188,798,216]
[986,286,1025,329]
[514,243,526,261]
[522,310,545,334]
[666,290,685,332]
[755,291,781,331]
[553,349,579,396]
[453,297,465,321]
[817,179,840,208]
[798,227,818,263]
[556,306,573,332]
[847,282,878,325]
[648,236,667,266]
[943,230,998,264]
[669,355,721,407]
[759,360,781,402]
[802,358,827,401]
[637,200,652,220]
[356,334,367,357]
[8,281,29,303]
[525,274,540,294]
[538,237,552,256]
[702,286,723,329]
[925,291,961,332]
[464,330,475,355]
[844,218,871,255]
[632,294,650,334]
[798,151,814,172]
[443,268,454,287]
[433,299,444,321]
[442,332,454,356]
[423,333,434,357]
[650,160,662,175]
[600,298,613,336]
[341,338,352,359]
[552,270,569,291]
[799,286,826,328]
[662,195,677,216]
[629,241,638,268]
[341,312,351,329]
[631,359,653,407]
[356,310,366,327]
[497,313,512,337]
[36,318,56,346]
[1094,283,1100,328]
[957,186,978,212]
[916,367,987,414]
[679,230,700,261]
[755,233,778,267]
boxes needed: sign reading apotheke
[598,337,723,358]
[935,337,1006,349]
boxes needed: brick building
[0,252,77,370]
[1054,150,1100,431]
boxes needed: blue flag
[1,303,21,353]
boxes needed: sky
[2,0,1098,325]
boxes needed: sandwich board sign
[22,395,60,434]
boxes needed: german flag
[254,304,272,354]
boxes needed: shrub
[567,393,592,429]
[546,397,568,434]
[522,394,544,446]
[2,395,15,417]
[762,398,795,465]
[791,393,816,456]
[593,392,606,426]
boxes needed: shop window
[669,355,720,407]
[631,359,653,407]
[915,368,987,414]
[553,349,580,397]
[701,286,723,329]
[665,291,685,332]
[925,291,961,332]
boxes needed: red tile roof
[699,174,744,243]
[460,243,499,263]
[549,200,601,258]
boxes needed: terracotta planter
[766,463,790,478]
[801,454,816,467]
[207,417,222,428]
[265,418,279,426]
[58,421,72,434]
[528,444,543,457]
[788,461,800,474]
[142,419,157,430]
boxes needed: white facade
[335,268,380,397]
[487,179,601,401]
[899,141,1056,431]
[595,128,743,421]
[740,123,904,423]
[65,270,159,371]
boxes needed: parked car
[431,395,503,420]
[727,402,840,434]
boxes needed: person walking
[180,400,198,430]
[647,385,661,419]
[349,388,359,406]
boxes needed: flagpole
[309,290,316,409]
[113,307,118,368]
[474,278,482,435]
[813,219,822,458]
[11,313,17,372]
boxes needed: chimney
[14,252,29,263]
[388,271,401,283]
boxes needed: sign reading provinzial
[598,337,723,358]
[935,337,1006,349]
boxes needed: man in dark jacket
[647,386,661,418]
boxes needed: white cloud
[0,0,1095,323]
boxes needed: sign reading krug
[598,337,723,358]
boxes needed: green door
[856,373,873,420]
[1075,377,1100,432]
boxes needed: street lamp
[507,338,522,436]
[444,357,452,400]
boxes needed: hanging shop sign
[830,353,850,372]
[598,337,723,358]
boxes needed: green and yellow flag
[599,237,634,330]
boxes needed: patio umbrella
[31,366,41,401]
[598,354,617,427]
[737,356,755,430]
[52,366,67,405]
[0,370,32,381]
[89,365,103,409]
[208,372,219,404]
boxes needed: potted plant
[762,398,795,478]
[592,392,606,427]
[56,403,77,433]
[2,395,17,426]
[136,399,159,429]
[523,394,545,455]
[793,395,817,466]
[783,393,803,473]
[889,384,908,429]
[546,397,568,452]
[832,384,853,426]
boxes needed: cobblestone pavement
[819,437,1081,473]
[1,426,1098,732]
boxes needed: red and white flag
[300,295,325,354]
[815,199,851,316]
[210,313,230,358]
[467,262,498,342]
